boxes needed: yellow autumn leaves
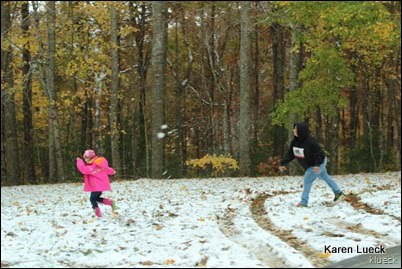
[185,154,240,176]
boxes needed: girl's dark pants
[90,192,104,208]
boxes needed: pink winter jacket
[76,157,115,192]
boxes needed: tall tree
[288,22,304,174]
[168,3,193,177]
[128,2,139,176]
[1,1,20,185]
[271,21,287,157]
[151,1,167,178]
[207,3,216,154]
[384,1,401,165]
[252,6,260,149]
[21,1,36,183]
[132,3,151,176]
[46,1,65,182]
[239,2,252,176]
[109,5,121,175]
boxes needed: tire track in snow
[218,206,290,268]
[333,219,401,245]
[342,185,401,222]
[250,192,332,268]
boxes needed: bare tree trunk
[384,0,401,168]
[384,34,399,164]
[65,2,79,178]
[253,14,260,152]
[207,4,216,154]
[349,53,359,150]
[31,1,49,183]
[198,2,215,157]
[21,1,36,184]
[47,1,56,183]
[75,12,92,152]
[1,1,20,185]
[32,1,46,182]
[385,70,395,156]
[174,8,183,176]
[1,111,5,184]
[179,5,191,176]
[332,110,340,173]
[361,63,370,135]
[223,101,230,155]
[361,62,377,171]
[134,3,150,176]
[288,23,303,175]
[128,2,139,176]
[93,71,106,152]
[1,105,5,184]
[46,1,65,182]
[80,91,93,151]
[372,69,383,170]
[151,1,167,178]
[271,22,287,157]
[316,108,323,142]
[325,116,332,159]
[239,1,252,176]
[166,3,194,177]
[109,6,121,174]
[394,46,401,166]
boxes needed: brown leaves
[82,219,94,224]
[164,259,175,265]
[196,256,208,267]
[153,223,164,230]
[140,260,153,266]
[125,218,135,226]
[139,259,176,266]
[321,231,345,237]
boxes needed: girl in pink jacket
[76,149,117,218]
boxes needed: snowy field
[1,172,401,268]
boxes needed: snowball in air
[161,124,168,129]
[157,132,165,139]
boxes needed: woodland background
[1,1,401,185]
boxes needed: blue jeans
[300,157,341,206]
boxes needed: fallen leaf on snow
[153,224,164,230]
[316,252,331,258]
[140,261,154,266]
[164,259,175,265]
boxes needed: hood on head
[295,122,309,141]
[83,149,96,159]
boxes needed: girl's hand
[314,166,320,173]
[278,166,287,172]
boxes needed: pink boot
[102,198,117,211]
[94,207,102,218]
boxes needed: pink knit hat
[83,149,96,159]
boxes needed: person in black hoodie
[278,122,343,207]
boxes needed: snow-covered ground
[1,172,401,268]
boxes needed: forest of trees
[1,1,401,185]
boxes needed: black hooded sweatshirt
[280,122,326,170]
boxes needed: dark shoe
[334,191,343,202]
[296,202,308,207]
